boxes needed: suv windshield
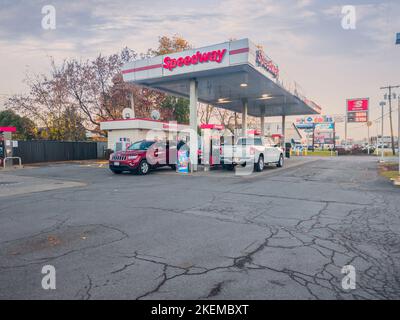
[128,141,155,151]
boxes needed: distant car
[109,140,179,175]
[362,145,375,153]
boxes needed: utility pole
[367,123,370,155]
[333,122,336,150]
[344,115,347,149]
[396,33,400,175]
[379,101,386,162]
[380,85,400,156]
[312,124,315,152]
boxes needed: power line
[349,106,400,131]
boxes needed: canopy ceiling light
[258,94,273,100]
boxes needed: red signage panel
[347,98,369,112]
[200,124,224,130]
[0,126,16,132]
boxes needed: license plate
[114,162,120,166]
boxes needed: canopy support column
[281,115,286,147]
[260,106,266,137]
[190,79,198,171]
[242,99,248,137]
[281,97,286,148]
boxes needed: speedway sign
[255,50,279,78]
[346,98,369,123]
[163,49,227,72]
[347,98,369,112]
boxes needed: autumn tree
[6,36,193,139]
[160,96,190,124]
[199,104,216,124]
[215,109,236,133]
[0,110,37,140]
[152,35,191,55]
[6,61,71,139]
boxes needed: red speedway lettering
[163,49,227,71]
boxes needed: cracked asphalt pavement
[0,156,399,299]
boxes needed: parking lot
[1,156,400,299]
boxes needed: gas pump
[0,127,16,167]
[0,135,4,167]
[200,124,224,168]
[114,137,131,152]
[271,134,283,146]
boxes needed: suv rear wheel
[276,154,284,167]
[255,155,264,172]
[137,160,150,175]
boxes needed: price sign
[347,111,368,123]
[346,98,369,123]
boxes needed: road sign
[333,115,345,123]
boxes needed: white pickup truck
[221,136,284,171]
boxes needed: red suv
[109,140,181,175]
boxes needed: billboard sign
[315,123,334,130]
[295,115,334,124]
[347,98,369,112]
[295,123,315,129]
[347,98,369,123]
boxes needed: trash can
[285,142,292,158]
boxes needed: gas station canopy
[122,38,321,117]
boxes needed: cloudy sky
[0,0,399,140]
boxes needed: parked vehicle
[221,136,284,171]
[109,140,180,175]
[362,144,375,154]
